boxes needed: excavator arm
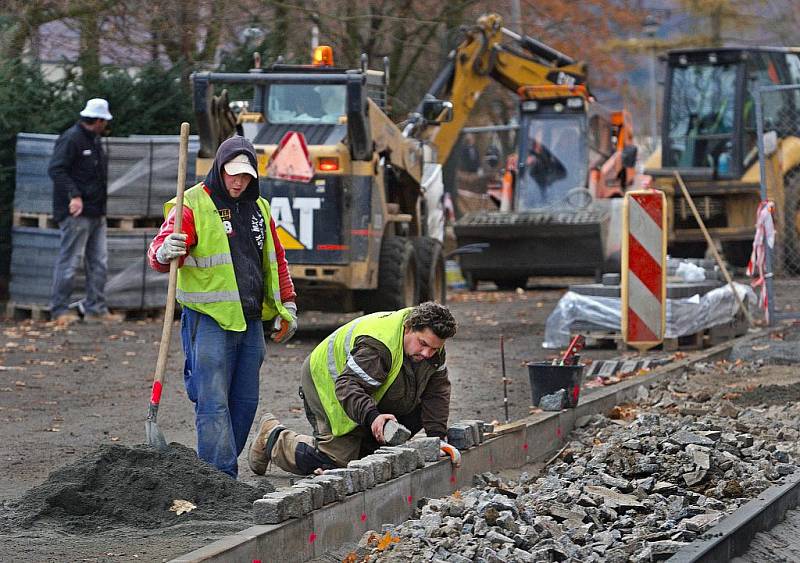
[410,13,588,165]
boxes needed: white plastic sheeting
[543,282,756,349]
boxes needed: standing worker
[147,136,298,478]
[49,98,119,325]
[247,302,458,475]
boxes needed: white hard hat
[223,154,257,179]
[80,98,113,120]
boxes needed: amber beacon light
[312,46,334,66]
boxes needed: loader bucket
[454,209,608,286]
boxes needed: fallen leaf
[111,436,120,442]
[169,499,197,515]
[125,351,136,357]
[81,355,97,362]
[122,330,136,337]
[45,427,61,432]
[751,344,770,351]
[376,531,400,551]
[14,380,26,387]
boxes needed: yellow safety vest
[164,184,290,331]
[309,308,412,436]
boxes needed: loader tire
[361,236,419,313]
[412,237,446,304]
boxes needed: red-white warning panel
[266,131,314,183]
[621,190,667,350]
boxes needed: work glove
[439,439,462,468]
[270,301,298,344]
[156,233,188,264]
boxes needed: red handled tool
[559,335,585,366]
[145,122,189,450]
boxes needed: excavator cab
[647,47,800,266]
[516,93,591,210]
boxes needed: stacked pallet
[9,133,199,319]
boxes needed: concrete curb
[669,464,800,562]
[171,327,777,563]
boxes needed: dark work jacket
[334,335,451,438]
[48,122,107,222]
[205,136,266,320]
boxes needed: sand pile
[5,443,274,531]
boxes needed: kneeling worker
[248,301,457,475]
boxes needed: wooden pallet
[4,302,168,322]
[581,329,708,352]
[13,212,162,231]
[5,301,49,321]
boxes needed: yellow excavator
[406,14,638,288]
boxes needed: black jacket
[205,136,266,320]
[48,122,108,222]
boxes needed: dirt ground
[0,279,795,562]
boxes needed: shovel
[146,122,190,450]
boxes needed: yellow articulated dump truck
[192,47,453,312]
[645,47,800,267]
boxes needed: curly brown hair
[404,301,457,339]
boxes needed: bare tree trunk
[79,6,101,85]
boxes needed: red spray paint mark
[556,427,562,438]
[572,385,580,404]
[360,512,367,523]
[450,474,457,484]
[407,495,413,505]
[308,532,317,544]
[522,443,529,451]
[489,454,494,464]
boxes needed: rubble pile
[359,366,800,562]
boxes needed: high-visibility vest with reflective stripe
[164,184,290,332]
[309,308,412,436]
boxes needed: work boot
[248,413,285,475]
[84,311,124,323]
[53,310,80,326]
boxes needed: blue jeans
[181,308,265,478]
[50,215,108,318]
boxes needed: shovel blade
[145,402,169,450]
[145,420,168,450]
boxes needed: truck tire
[412,237,445,304]
[362,236,419,312]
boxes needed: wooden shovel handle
[153,122,190,388]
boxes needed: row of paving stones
[253,422,493,525]
[353,361,800,562]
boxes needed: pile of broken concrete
[357,375,799,562]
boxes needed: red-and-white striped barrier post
[621,190,667,351]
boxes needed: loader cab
[515,86,608,211]
[662,47,800,178]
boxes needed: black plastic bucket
[527,362,584,409]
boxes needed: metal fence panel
[756,84,800,322]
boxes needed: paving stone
[461,419,486,444]
[383,419,412,446]
[347,460,376,489]
[447,423,475,450]
[597,361,619,378]
[361,454,393,483]
[324,467,362,494]
[407,437,442,462]
[309,474,347,503]
[539,389,566,411]
[291,482,324,510]
[253,490,303,524]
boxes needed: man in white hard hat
[49,98,120,324]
